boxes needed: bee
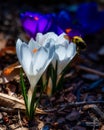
[72,36,87,52]
[64,35,87,52]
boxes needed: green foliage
[20,69,29,117]
[20,69,44,121]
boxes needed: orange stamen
[65,28,72,33]
[33,48,37,53]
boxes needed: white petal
[57,43,77,74]
[67,42,77,59]
[44,39,54,50]
[57,33,69,45]
[27,75,40,92]
[28,38,40,51]
[44,39,55,68]
[20,43,33,74]
[55,45,66,61]
[56,42,77,74]
[16,39,23,64]
[42,32,57,46]
[44,32,57,40]
[35,33,43,45]
[57,58,69,74]
[32,39,55,75]
[32,47,49,75]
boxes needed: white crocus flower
[27,32,77,75]
[35,32,77,75]
[49,32,77,75]
[16,38,55,97]
[54,42,77,75]
[25,32,77,97]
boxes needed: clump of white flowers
[16,32,77,121]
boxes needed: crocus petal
[32,47,49,75]
[52,42,77,74]
[57,59,69,75]
[52,45,67,74]
[66,42,77,59]
[32,39,55,75]
[57,33,69,45]
[35,33,43,44]
[49,24,64,35]
[28,38,40,51]
[27,39,55,91]
[55,45,66,61]
[56,42,77,74]
[22,18,37,37]
[20,43,33,74]
[40,32,57,46]
[16,39,23,64]
[58,43,77,74]
[38,18,49,32]
[44,39,55,69]
[27,75,39,92]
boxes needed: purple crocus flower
[20,11,84,39]
[53,10,73,31]
[52,10,83,37]
[20,11,63,38]
[65,28,82,38]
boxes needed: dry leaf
[1,62,21,83]
[0,93,46,114]
[99,125,104,130]
[0,46,16,57]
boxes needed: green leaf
[56,74,64,91]
[29,82,45,121]
[20,69,29,117]
[52,61,58,94]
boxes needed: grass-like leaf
[20,69,29,117]
[29,78,46,121]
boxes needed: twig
[0,106,16,113]
[18,110,23,129]
[44,101,104,113]
[59,101,104,108]
[75,65,104,77]
[78,121,100,127]
[83,104,104,120]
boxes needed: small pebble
[0,112,3,124]
[98,46,104,56]
[66,110,80,121]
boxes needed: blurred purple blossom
[20,11,82,39]
[20,11,63,38]
[75,2,104,34]
[52,10,82,37]
[20,2,104,39]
